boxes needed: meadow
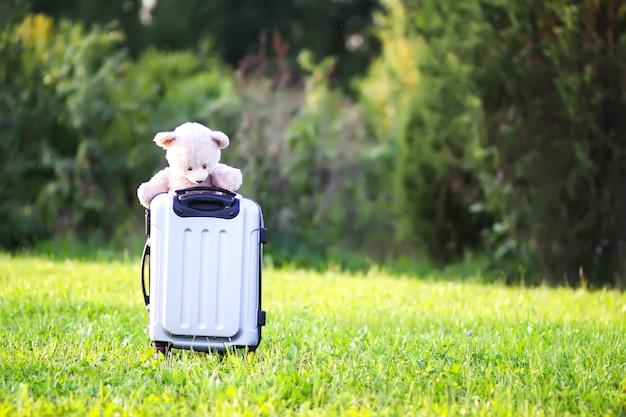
[0,253,624,416]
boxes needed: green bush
[0,15,82,247]
[0,14,396,269]
[285,53,395,264]
[230,48,396,268]
[30,17,129,239]
[361,0,626,286]
[475,0,626,287]
[8,3,624,287]
[0,15,242,250]
[360,0,491,264]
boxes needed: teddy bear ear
[211,130,230,149]
[153,131,177,149]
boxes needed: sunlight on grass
[0,254,625,416]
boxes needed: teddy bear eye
[187,167,192,171]
[202,164,207,170]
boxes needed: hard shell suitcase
[141,186,267,354]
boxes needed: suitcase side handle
[141,238,150,308]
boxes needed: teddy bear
[137,122,243,208]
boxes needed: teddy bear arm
[210,163,243,192]
[137,168,171,208]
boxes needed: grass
[0,254,625,416]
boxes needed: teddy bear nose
[195,180,203,184]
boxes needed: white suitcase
[141,186,267,354]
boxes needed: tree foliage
[0,15,240,248]
[26,0,381,86]
[29,0,144,55]
[2,1,626,287]
[227,37,396,267]
[361,0,626,286]
[360,0,490,263]
[0,14,395,270]
[477,0,626,286]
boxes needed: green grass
[0,254,625,416]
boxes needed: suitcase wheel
[153,341,171,359]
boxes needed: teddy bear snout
[186,169,210,184]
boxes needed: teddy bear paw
[137,184,153,208]
[212,169,243,192]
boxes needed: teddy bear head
[154,122,230,185]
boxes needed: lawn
[0,254,624,416]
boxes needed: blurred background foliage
[0,0,624,288]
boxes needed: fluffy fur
[137,122,243,208]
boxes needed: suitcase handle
[173,186,240,219]
[175,186,237,198]
[178,193,235,209]
[141,238,150,307]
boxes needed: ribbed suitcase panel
[162,219,244,338]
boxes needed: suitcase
[140,186,267,355]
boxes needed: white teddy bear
[137,122,243,208]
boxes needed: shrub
[476,0,626,287]
[361,0,626,287]
[360,0,490,263]
[283,52,395,264]
[231,40,396,267]
[0,15,242,250]
[0,15,85,247]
